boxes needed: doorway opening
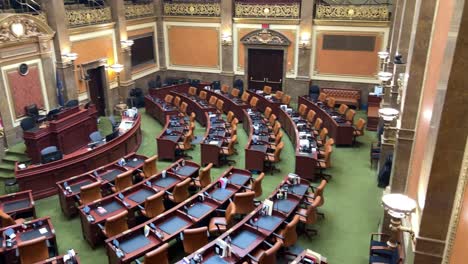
[247,49,284,92]
[86,66,106,116]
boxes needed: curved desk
[15,115,142,199]
[298,95,354,146]
[199,88,250,122]
[246,90,283,116]
[243,109,274,172]
[277,107,318,181]
[171,91,216,127]
[156,114,189,161]
[201,113,229,167]
[144,95,179,124]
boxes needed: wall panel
[7,64,44,118]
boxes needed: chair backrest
[264,107,272,119]
[318,92,327,102]
[115,170,133,192]
[269,114,277,126]
[80,181,102,204]
[263,86,272,94]
[0,210,15,227]
[273,141,284,162]
[199,90,207,100]
[190,112,196,123]
[233,191,256,215]
[306,110,316,123]
[282,214,300,247]
[356,118,366,131]
[221,84,229,94]
[241,92,249,103]
[259,239,283,264]
[198,163,213,188]
[319,128,328,141]
[252,172,265,198]
[227,111,235,123]
[104,210,128,238]
[274,91,284,100]
[89,131,103,142]
[181,130,193,149]
[20,117,36,131]
[65,99,79,108]
[173,96,181,108]
[143,155,158,178]
[273,122,281,135]
[304,196,321,225]
[144,243,170,264]
[216,100,224,112]
[25,104,39,117]
[183,226,209,254]
[338,104,349,115]
[188,86,197,96]
[282,94,291,105]
[314,118,323,131]
[18,236,49,264]
[327,97,336,108]
[231,88,240,97]
[209,96,218,106]
[346,109,356,122]
[164,94,173,104]
[180,102,188,114]
[325,138,335,148]
[298,104,308,117]
[231,118,239,127]
[250,97,258,108]
[40,146,58,156]
[274,131,283,145]
[315,180,327,207]
[324,145,333,168]
[225,135,237,155]
[144,191,165,218]
[225,202,236,225]
[172,177,191,203]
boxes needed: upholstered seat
[80,181,102,205]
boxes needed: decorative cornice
[235,3,300,19]
[233,17,300,25]
[0,14,55,44]
[241,28,291,46]
[315,4,390,21]
[163,3,221,17]
[125,4,155,20]
[313,19,390,27]
[66,7,112,28]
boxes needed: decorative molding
[235,3,300,19]
[0,14,54,44]
[126,22,159,72]
[241,28,291,46]
[66,7,112,28]
[163,3,221,17]
[315,4,390,21]
[125,4,155,20]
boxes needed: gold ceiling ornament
[66,7,112,28]
[241,28,291,46]
[163,3,221,17]
[0,14,54,43]
[235,3,300,19]
[316,4,390,21]
[125,4,155,19]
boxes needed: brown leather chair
[269,122,282,141]
[199,90,207,100]
[164,94,173,104]
[221,84,229,94]
[345,109,356,125]
[177,130,193,159]
[216,100,224,113]
[327,97,336,109]
[297,196,321,239]
[241,92,250,103]
[220,135,237,166]
[318,92,327,102]
[167,177,191,204]
[208,95,218,106]
[338,104,349,115]
[316,145,333,181]
[79,181,102,205]
[209,202,236,234]
[318,138,335,158]
[141,191,165,219]
[231,88,240,97]
[103,210,128,238]
[282,94,291,105]
[233,191,256,215]
[268,114,277,129]
[268,131,283,153]
[306,110,316,124]
[0,210,24,228]
[173,96,181,108]
[143,243,170,264]
[298,104,308,117]
[263,85,272,94]
[250,97,259,108]
[249,172,265,198]
[188,86,197,96]
[192,163,213,189]
[264,107,272,120]
[18,236,49,264]
[279,214,300,248]
[353,118,366,145]
[316,128,328,147]
[313,118,323,136]
[264,141,284,174]
[253,239,283,264]
[274,91,283,101]
[189,112,196,123]
[179,102,188,116]
[308,180,327,218]
[112,170,133,193]
[182,226,209,254]
[141,155,158,179]
[226,111,235,124]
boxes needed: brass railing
[66,6,112,28]
[125,3,155,19]
[163,2,221,17]
[315,4,390,21]
[234,2,300,19]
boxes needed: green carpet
[5,108,382,263]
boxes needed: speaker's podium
[23,105,98,164]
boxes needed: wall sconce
[221,32,232,46]
[378,51,390,71]
[379,107,399,142]
[110,63,124,73]
[121,39,134,52]
[382,193,416,248]
[378,71,393,85]
[299,32,311,50]
[61,52,78,66]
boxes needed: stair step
[0,168,14,179]
[2,155,30,163]
[0,163,15,171]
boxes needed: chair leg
[298,222,318,240]
[317,211,325,219]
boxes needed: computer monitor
[41,150,63,164]
[105,129,119,142]
[374,85,383,96]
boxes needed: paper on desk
[39,227,48,235]
[209,141,219,145]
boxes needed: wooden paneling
[167,26,219,68]
[7,64,44,118]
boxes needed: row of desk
[78,160,200,248]
[105,166,252,264]
[157,114,191,161]
[243,108,274,173]
[201,114,232,167]
[298,96,354,146]
[0,190,36,221]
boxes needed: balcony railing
[125,3,155,20]
[315,1,391,21]
[234,0,301,19]
[65,6,112,28]
[163,0,221,17]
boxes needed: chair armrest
[165,190,173,196]
[137,205,144,211]
[97,223,104,231]
[215,209,226,213]
[296,212,307,218]
[263,240,274,248]
[271,232,284,240]
[135,260,142,264]
[247,253,260,263]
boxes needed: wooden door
[87,67,106,116]
[248,49,284,91]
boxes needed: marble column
[154,0,166,76]
[42,0,78,102]
[220,0,234,86]
[389,0,405,57]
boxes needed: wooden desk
[0,217,57,264]
[246,90,283,116]
[35,255,81,264]
[201,114,229,167]
[156,115,188,161]
[243,109,274,172]
[105,167,252,264]
[56,153,147,218]
[0,190,35,220]
[144,95,179,124]
[16,114,142,199]
[179,176,312,263]
[199,88,250,122]
[367,95,382,131]
[277,108,318,181]
[291,249,328,264]
[298,96,354,146]
[171,91,217,127]
[23,106,98,164]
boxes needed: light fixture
[299,32,311,49]
[379,107,399,142]
[378,50,390,72]
[382,193,416,248]
[110,64,124,73]
[221,32,232,46]
[61,52,78,66]
[121,39,134,51]
[378,51,390,60]
[378,108,399,122]
[378,71,393,82]
[10,22,25,37]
